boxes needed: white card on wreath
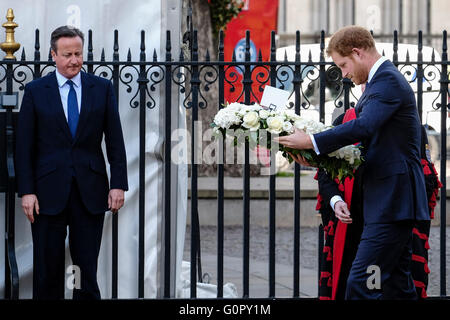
[260,85,290,112]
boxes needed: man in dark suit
[277,25,429,299]
[16,26,128,300]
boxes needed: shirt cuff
[310,134,320,155]
[330,195,344,212]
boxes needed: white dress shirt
[55,70,82,121]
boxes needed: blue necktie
[67,80,79,138]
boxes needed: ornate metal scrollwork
[197,64,219,109]
[251,65,270,101]
[12,64,33,90]
[145,65,165,109]
[0,64,7,91]
[172,64,191,109]
[118,65,139,108]
[224,64,243,101]
[93,64,114,81]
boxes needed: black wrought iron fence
[0,27,449,299]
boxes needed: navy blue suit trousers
[345,221,417,299]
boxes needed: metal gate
[1,15,449,299]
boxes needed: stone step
[187,174,450,227]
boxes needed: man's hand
[334,201,352,224]
[108,189,125,213]
[287,151,316,167]
[22,194,39,223]
[275,129,314,150]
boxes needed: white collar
[55,69,81,88]
[367,56,388,84]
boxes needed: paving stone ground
[184,225,450,298]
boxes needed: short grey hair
[50,25,84,53]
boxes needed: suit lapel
[45,72,73,142]
[355,87,369,116]
[355,60,391,116]
[73,72,94,143]
[355,79,375,116]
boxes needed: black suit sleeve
[16,84,36,196]
[104,81,128,191]
[318,168,343,208]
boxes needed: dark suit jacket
[16,71,128,215]
[314,60,429,224]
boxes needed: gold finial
[0,8,20,60]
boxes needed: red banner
[223,0,279,104]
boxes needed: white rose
[214,108,241,129]
[307,122,318,134]
[317,122,327,132]
[259,109,270,119]
[294,118,308,131]
[327,150,337,158]
[307,120,327,134]
[242,111,260,131]
[282,121,294,133]
[213,110,226,128]
[266,116,284,134]
[282,109,300,121]
[252,103,262,110]
[347,155,355,165]
[226,102,243,112]
[238,107,249,116]
[238,104,256,115]
[342,146,354,163]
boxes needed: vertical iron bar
[426,0,431,46]
[4,62,19,299]
[268,30,276,298]
[196,52,206,285]
[138,30,147,299]
[242,30,252,298]
[87,30,93,74]
[343,78,351,111]
[293,30,302,298]
[111,29,120,299]
[351,0,356,25]
[217,29,225,298]
[439,30,447,297]
[417,31,423,122]
[190,30,200,298]
[318,30,326,295]
[188,0,193,58]
[319,31,326,124]
[164,30,172,298]
[4,65,10,299]
[318,223,324,292]
[393,31,399,68]
[33,29,41,79]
